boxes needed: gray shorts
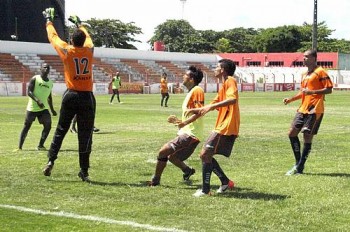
[168,134,200,161]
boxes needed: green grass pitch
[0,91,349,231]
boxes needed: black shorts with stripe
[292,112,324,135]
[203,132,237,157]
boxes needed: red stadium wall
[219,52,339,68]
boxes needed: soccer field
[0,91,349,232]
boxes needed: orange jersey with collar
[46,22,94,91]
[212,76,240,136]
[298,66,333,114]
[160,78,168,93]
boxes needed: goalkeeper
[149,66,205,186]
[41,8,96,182]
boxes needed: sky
[65,0,350,50]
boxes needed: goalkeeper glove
[68,15,82,27]
[42,8,55,22]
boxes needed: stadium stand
[1,40,350,96]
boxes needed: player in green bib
[109,71,122,104]
[149,66,204,186]
[15,63,57,151]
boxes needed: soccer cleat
[68,15,82,26]
[93,127,100,133]
[42,8,55,22]
[217,180,235,193]
[12,148,22,152]
[78,170,91,182]
[148,176,160,186]
[193,189,211,197]
[183,168,195,181]
[285,165,303,176]
[36,146,47,151]
[147,180,160,187]
[43,163,54,176]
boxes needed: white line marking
[0,204,188,232]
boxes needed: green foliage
[1,92,350,231]
[255,25,303,52]
[68,16,350,53]
[82,18,142,49]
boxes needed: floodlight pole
[180,0,187,19]
[312,0,318,51]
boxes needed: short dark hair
[72,29,86,47]
[218,59,236,76]
[188,65,203,85]
[307,49,317,59]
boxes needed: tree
[82,18,142,49]
[298,21,336,52]
[149,19,199,52]
[215,38,232,53]
[223,27,258,52]
[254,25,303,52]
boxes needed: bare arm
[47,93,57,116]
[283,91,303,105]
[27,78,44,109]
[176,112,202,129]
[302,87,333,95]
[186,98,237,117]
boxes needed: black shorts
[292,112,323,135]
[168,134,200,161]
[25,109,51,125]
[203,132,237,157]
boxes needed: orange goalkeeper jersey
[212,76,240,136]
[298,66,333,114]
[46,22,94,91]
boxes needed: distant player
[109,71,122,104]
[15,63,57,151]
[284,49,333,175]
[149,66,205,186]
[160,72,169,107]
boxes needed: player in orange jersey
[160,72,169,107]
[149,66,205,186]
[284,49,333,175]
[41,8,96,182]
[187,59,240,197]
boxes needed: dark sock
[289,136,301,165]
[202,162,213,194]
[298,143,312,172]
[212,158,229,185]
[182,166,191,174]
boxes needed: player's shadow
[217,187,289,201]
[82,180,177,189]
[304,172,350,178]
[182,185,288,200]
[92,131,116,135]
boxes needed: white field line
[0,204,188,232]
